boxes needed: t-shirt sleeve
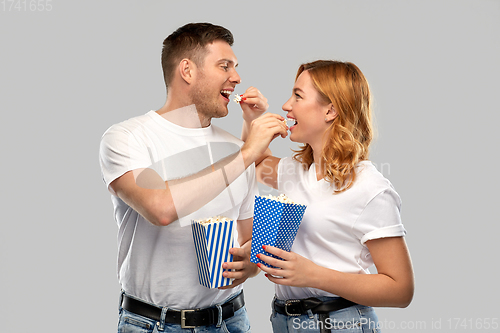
[99,125,152,194]
[237,163,258,220]
[353,187,406,244]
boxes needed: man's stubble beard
[190,76,228,122]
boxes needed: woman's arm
[258,236,415,308]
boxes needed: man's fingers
[229,247,247,258]
[222,260,245,271]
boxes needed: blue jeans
[270,297,381,333]
[117,292,251,333]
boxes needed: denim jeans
[117,292,251,333]
[270,297,381,333]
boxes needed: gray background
[1,0,499,332]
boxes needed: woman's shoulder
[355,160,398,194]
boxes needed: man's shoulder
[102,111,156,138]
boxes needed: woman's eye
[295,93,301,99]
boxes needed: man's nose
[229,70,241,84]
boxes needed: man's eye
[222,65,229,71]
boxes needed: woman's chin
[288,134,301,143]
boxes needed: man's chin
[212,108,229,119]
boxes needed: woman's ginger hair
[292,60,373,193]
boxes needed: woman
[239,60,414,332]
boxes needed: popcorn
[233,94,243,104]
[250,195,307,268]
[194,216,232,225]
[192,216,235,288]
[261,193,296,204]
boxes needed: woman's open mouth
[287,118,298,130]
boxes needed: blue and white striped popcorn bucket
[192,217,235,288]
[250,195,307,268]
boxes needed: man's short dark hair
[161,23,234,88]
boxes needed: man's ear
[325,103,338,122]
[179,59,194,84]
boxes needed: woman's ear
[325,104,338,122]
[179,59,194,84]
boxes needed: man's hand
[218,247,259,290]
[241,113,288,165]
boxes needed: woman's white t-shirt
[276,157,406,300]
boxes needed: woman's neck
[312,148,324,181]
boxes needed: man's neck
[156,103,211,129]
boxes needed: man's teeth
[221,90,232,98]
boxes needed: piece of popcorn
[194,215,232,226]
[233,94,243,104]
[261,194,296,204]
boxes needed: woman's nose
[282,96,293,112]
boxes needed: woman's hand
[259,238,414,308]
[239,86,268,123]
[256,245,320,288]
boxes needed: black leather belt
[273,296,356,316]
[274,297,356,333]
[122,292,245,329]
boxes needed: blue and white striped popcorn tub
[192,217,235,288]
[250,195,307,268]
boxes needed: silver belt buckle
[285,299,301,316]
[180,309,196,328]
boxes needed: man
[99,23,286,332]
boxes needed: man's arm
[109,114,287,227]
[111,150,248,226]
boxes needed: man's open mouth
[220,90,232,100]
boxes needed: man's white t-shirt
[276,157,406,300]
[99,110,258,309]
